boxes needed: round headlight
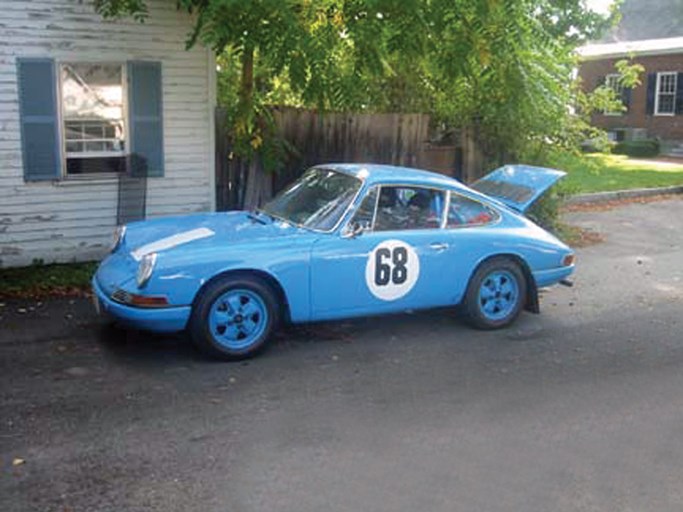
[136,253,157,288]
[112,225,126,252]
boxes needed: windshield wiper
[255,208,274,221]
[247,211,267,225]
[257,208,297,227]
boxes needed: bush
[526,181,575,232]
[520,148,583,232]
[613,139,660,158]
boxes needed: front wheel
[463,258,527,330]
[189,276,279,360]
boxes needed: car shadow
[94,307,466,365]
[96,323,204,365]
[94,305,551,369]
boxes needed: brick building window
[655,72,677,116]
[604,74,624,115]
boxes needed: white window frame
[604,73,624,116]
[655,71,677,116]
[57,61,130,177]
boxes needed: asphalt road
[1,198,682,512]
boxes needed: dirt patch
[559,192,683,248]
[556,223,605,248]
[0,286,92,301]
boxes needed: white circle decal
[365,240,420,301]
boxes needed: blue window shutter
[646,73,656,115]
[17,58,61,181]
[676,72,683,115]
[128,61,164,177]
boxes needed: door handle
[430,242,449,251]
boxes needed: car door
[309,184,455,321]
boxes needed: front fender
[137,237,315,323]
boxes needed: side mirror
[341,221,367,239]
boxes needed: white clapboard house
[0,0,216,267]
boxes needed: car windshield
[261,168,362,231]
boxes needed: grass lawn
[561,154,683,194]
[0,261,97,299]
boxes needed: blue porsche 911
[92,164,575,359]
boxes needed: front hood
[122,211,303,260]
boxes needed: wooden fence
[215,106,483,211]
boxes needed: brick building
[579,39,683,144]
[577,0,683,149]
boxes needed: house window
[604,73,624,115]
[655,72,677,116]
[60,63,127,175]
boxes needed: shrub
[613,139,660,158]
[521,148,582,232]
[527,181,575,232]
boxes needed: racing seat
[407,191,440,228]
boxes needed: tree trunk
[237,45,273,210]
[242,156,272,210]
[239,45,254,111]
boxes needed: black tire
[463,257,527,330]
[189,275,280,360]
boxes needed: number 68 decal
[365,240,420,301]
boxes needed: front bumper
[92,277,190,333]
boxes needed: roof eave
[579,46,683,61]
[577,36,683,62]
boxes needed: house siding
[579,53,683,141]
[0,0,216,267]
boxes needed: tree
[96,1,428,155]
[95,0,622,178]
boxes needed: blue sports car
[93,164,575,359]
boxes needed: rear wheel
[190,275,279,360]
[463,257,527,330]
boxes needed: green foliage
[535,0,621,45]
[93,0,624,173]
[521,148,580,230]
[93,0,148,21]
[527,186,570,232]
[613,139,660,158]
[539,148,602,179]
[615,58,644,88]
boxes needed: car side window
[347,186,378,232]
[447,192,498,228]
[374,186,445,231]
